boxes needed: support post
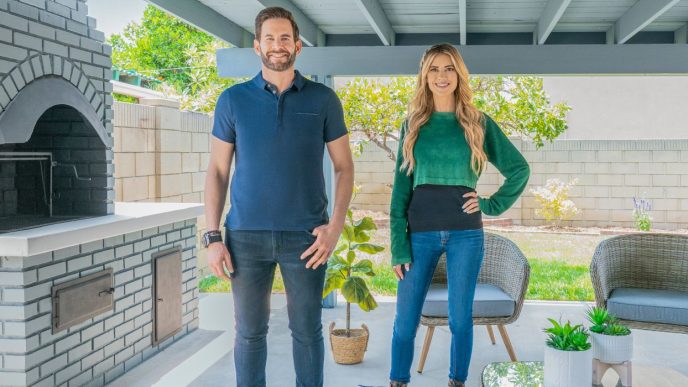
[318,73,338,309]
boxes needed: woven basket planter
[329,321,369,365]
[591,332,633,364]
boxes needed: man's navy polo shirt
[212,70,348,231]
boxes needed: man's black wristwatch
[202,230,223,248]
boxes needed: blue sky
[88,0,148,37]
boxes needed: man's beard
[260,49,296,72]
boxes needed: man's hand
[208,242,234,281]
[301,223,342,270]
[393,263,411,280]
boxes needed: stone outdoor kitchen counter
[0,202,204,257]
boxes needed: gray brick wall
[353,138,688,230]
[0,219,200,386]
[0,0,114,215]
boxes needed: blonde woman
[388,44,530,387]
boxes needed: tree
[472,76,570,148]
[109,5,235,112]
[157,40,234,113]
[337,76,571,160]
[337,77,414,160]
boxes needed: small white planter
[544,346,593,387]
[591,331,633,363]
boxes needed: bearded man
[202,6,354,387]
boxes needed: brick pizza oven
[0,1,203,385]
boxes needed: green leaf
[351,259,375,276]
[353,243,385,254]
[346,250,356,264]
[328,263,349,272]
[544,318,591,351]
[323,270,346,298]
[327,254,348,268]
[358,292,378,312]
[342,224,354,242]
[351,216,377,244]
[353,232,371,243]
[604,324,631,336]
[334,241,347,255]
[341,276,369,304]
[354,217,377,233]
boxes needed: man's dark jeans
[226,229,327,387]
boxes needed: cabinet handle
[99,288,114,296]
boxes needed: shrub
[632,196,652,231]
[530,178,580,226]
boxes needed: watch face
[203,232,222,247]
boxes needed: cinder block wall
[112,98,688,231]
[112,100,210,205]
[353,138,688,230]
[113,100,217,275]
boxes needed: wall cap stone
[139,98,180,109]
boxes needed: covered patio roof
[147,0,688,75]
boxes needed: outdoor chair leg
[417,325,435,374]
[497,324,517,361]
[486,325,496,345]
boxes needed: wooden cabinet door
[153,247,182,346]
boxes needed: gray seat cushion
[607,287,688,326]
[421,283,515,318]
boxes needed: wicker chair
[590,233,688,334]
[416,232,530,374]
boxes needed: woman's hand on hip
[393,263,411,280]
[462,191,481,214]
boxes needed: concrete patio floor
[108,293,688,387]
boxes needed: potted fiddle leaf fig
[323,209,384,365]
[543,318,593,387]
[586,307,633,364]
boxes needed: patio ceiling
[146,0,688,75]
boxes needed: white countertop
[0,202,204,257]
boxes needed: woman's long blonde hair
[401,43,487,175]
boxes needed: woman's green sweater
[390,112,530,265]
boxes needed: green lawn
[491,229,606,301]
[489,230,607,266]
[198,266,286,293]
[526,259,594,301]
[198,229,608,302]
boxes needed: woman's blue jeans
[390,229,485,384]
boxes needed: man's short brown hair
[255,7,300,41]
